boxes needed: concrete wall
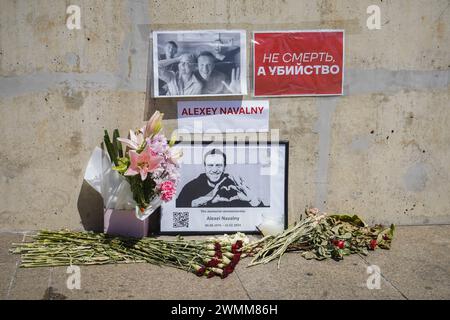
[0,0,449,231]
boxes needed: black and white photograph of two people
[153,30,247,97]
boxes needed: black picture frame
[157,140,289,235]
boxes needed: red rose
[337,240,345,249]
[227,264,235,272]
[195,266,206,276]
[369,239,377,250]
[221,269,229,279]
[232,253,241,265]
[206,258,220,268]
[221,265,234,279]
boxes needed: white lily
[117,128,145,150]
[167,147,183,165]
[144,111,164,138]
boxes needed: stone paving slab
[1,226,449,300]
[6,267,51,300]
[361,225,450,300]
[235,253,404,299]
[0,233,23,300]
[48,264,249,300]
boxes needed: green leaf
[113,129,123,158]
[104,130,118,166]
[342,248,351,255]
[301,251,317,260]
[340,232,352,240]
[112,157,130,174]
[378,242,391,250]
[388,224,395,238]
[329,214,367,227]
[331,225,341,234]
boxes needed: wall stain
[128,55,132,79]
[42,287,67,300]
[351,135,372,152]
[403,162,428,192]
[71,168,82,178]
[65,53,80,72]
[35,119,49,143]
[67,131,83,156]
[0,153,31,180]
[371,93,390,103]
[34,14,55,33]
[32,14,56,44]
[401,139,423,153]
[318,0,334,17]
[406,112,415,126]
[62,86,86,110]
[436,20,445,40]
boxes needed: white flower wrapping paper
[84,147,136,211]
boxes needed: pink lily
[144,111,164,138]
[124,145,163,181]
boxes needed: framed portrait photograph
[152,30,247,98]
[160,141,288,234]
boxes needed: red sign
[253,31,344,96]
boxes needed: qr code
[173,212,189,228]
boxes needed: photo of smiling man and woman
[152,30,247,97]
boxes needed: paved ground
[1,225,449,300]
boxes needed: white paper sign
[177,100,269,133]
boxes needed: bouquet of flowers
[103,111,181,218]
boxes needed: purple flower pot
[104,208,149,238]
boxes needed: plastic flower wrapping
[84,111,181,220]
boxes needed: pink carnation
[160,180,176,202]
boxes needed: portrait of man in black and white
[176,148,269,208]
[152,30,247,97]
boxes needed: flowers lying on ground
[244,208,395,267]
[10,230,246,279]
[103,111,181,213]
[191,238,245,279]
[208,232,250,247]
[10,210,395,278]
